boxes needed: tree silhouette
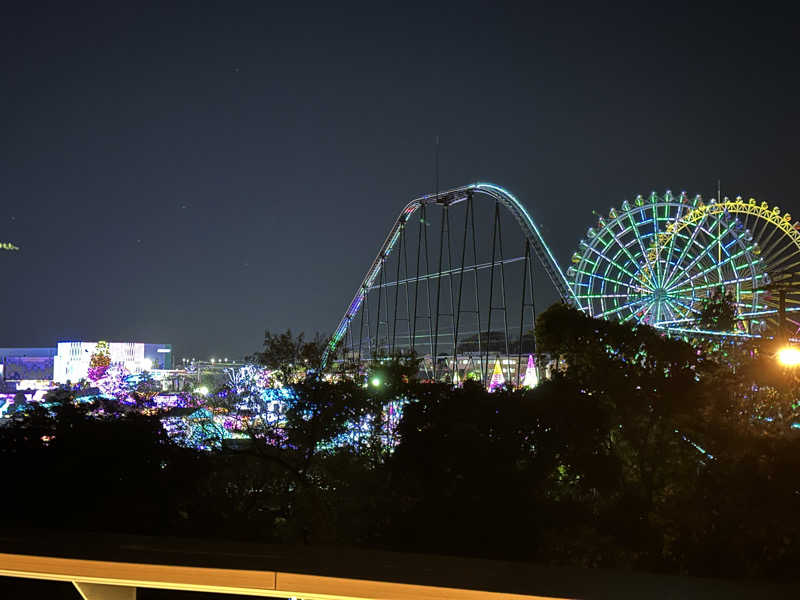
[696,289,737,331]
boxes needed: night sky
[2,2,798,359]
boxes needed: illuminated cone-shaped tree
[88,340,111,382]
[488,358,505,392]
[522,354,538,388]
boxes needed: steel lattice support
[323,183,571,378]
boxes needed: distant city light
[777,346,800,367]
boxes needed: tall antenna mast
[435,135,440,200]
[716,179,722,275]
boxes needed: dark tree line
[1,304,799,582]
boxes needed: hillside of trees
[1,304,798,582]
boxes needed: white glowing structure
[53,342,153,383]
[522,354,539,388]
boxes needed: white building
[53,342,155,384]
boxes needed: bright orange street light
[776,346,800,367]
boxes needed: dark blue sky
[2,2,797,358]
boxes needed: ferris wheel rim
[567,193,768,333]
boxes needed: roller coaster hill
[323,183,800,386]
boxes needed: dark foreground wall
[0,529,795,599]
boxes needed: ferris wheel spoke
[659,203,688,289]
[754,222,782,253]
[760,249,800,275]
[661,211,713,289]
[566,194,785,337]
[670,247,755,293]
[575,293,632,301]
[657,307,696,329]
[571,267,644,292]
[595,295,650,320]
[686,220,741,278]
[620,300,651,324]
[755,217,785,254]
[639,296,661,324]
[604,221,651,283]
[668,274,761,296]
[664,303,691,322]
[739,307,800,318]
[668,296,701,316]
[584,245,644,284]
[773,252,800,275]
[650,204,666,286]
[654,317,696,327]
[664,217,745,290]
[598,249,644,296]
[596,256,635,316]
[665,239,752,293]
[626,210,658,289]
[657,298,682,324]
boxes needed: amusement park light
[195,386,209,396]
[371,377,382,387]
[776,346,800,367]
[142,358,153,371]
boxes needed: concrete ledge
[0,530,795,599]
[0,552,564,599]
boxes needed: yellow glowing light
[777,346,800,366]
[195,386,209,396]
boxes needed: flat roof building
[0,342,172,385]
[53,341,173,383]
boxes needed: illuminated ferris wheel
[659,196,800,336]
[566,191,769,334]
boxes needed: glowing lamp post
[754,273,800,367]
[776,346,800,367]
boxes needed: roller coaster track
[322,183,575,368]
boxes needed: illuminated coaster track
[330,184,800,377]
[648,196,800,335]
[566,191,769,334]
[322,183,576,383]
[1,241,19,251]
